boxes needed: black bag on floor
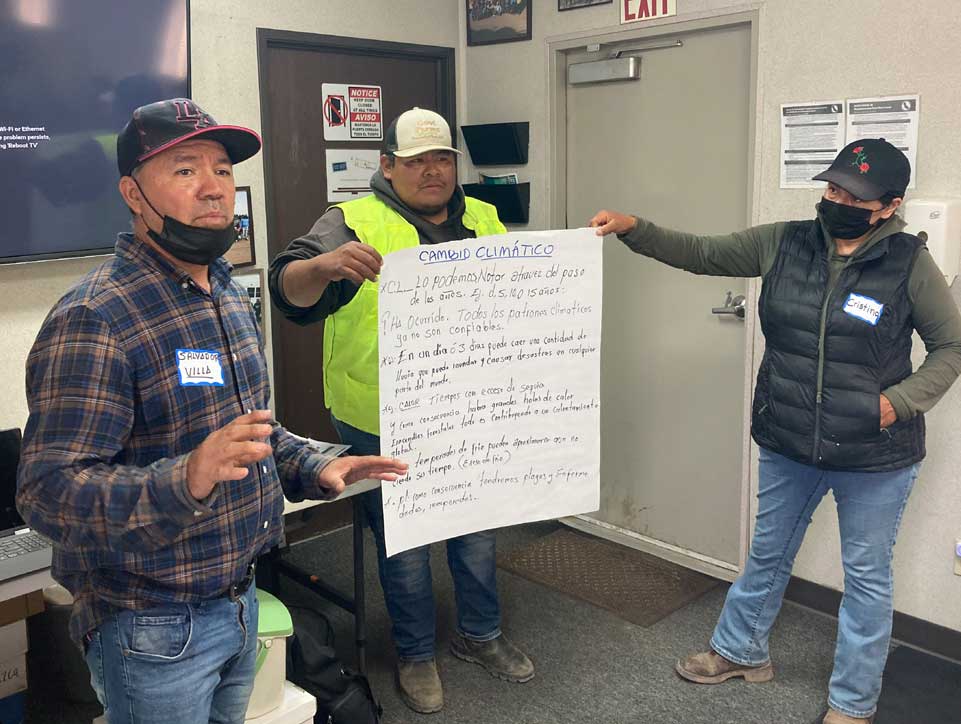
[285,605,382,724]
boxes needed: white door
[564,22,753,569]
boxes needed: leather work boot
[450,632,535,683]
[675,650,775,684]
[396,659,444,714]
[823,708,874,724]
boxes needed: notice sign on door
[322,83,383,141]
[621,0,677,24]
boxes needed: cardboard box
[0,691,25,724]
[0,654,26,700]
[0,592,43,628]
[0,622,26,662]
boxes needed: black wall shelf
[461,122,529,166]
[463,182,530,224]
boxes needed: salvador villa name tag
[842,292,884,326]
[176,349,225,386]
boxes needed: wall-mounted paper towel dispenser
[902,198,961,284]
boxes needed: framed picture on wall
[467,0,531,46]
[558,0,612,10]
[226,186,255,269]
[231,268,264,327]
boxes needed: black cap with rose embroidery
[812,138,910,201]
[117,98,261,177]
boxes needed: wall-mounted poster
[226,186,255,269]
[326,149,380,203]
[845,95,919,190]
[559,0,612,11]
[467,0,531,46]
[779,101,845,189]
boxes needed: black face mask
[133,179,236,265]
[818,197,884,240]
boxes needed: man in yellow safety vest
[268,108,534,715]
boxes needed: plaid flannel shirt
[17,233,336,648]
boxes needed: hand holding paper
[589,210,637,236]
[315,240,383,285]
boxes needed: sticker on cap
[842,292,884,326]
[176,349,224,386]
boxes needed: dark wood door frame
[255,28,456,423]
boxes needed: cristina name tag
[842,292,884,326]
[176,349,225,386]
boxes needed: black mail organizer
[460,121,530,224]
[463,181,530,224]
[460,121,529,165]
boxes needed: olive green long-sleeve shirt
[619,211,961,422]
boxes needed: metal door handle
[711,292,746,319]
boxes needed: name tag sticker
[842,293,884,326]
[176,349,225,386]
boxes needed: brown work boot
[823,708,874,724]
[451,632,535,682]
[396,659,443,714]
[675,650,774,684]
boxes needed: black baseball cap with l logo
[812,138,910,202]
[117,98,262,177]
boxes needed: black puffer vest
[751,219,925,472]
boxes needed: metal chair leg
[352,497,367,675]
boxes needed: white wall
[462,0,961,631]
[0,256,102,429]
[0,0,461,431]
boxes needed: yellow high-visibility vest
[324,194,506,435]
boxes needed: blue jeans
[711,447,918,719]
[332,417,501,661]
[85,584,258,724]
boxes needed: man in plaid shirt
[16,99,406,724]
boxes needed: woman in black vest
[590,139,961,724]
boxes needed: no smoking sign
[322,83,382,141]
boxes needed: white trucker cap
[385,107,461,158]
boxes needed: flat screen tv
[0,0,189,264]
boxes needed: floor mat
[497,527,720,627]
[812,645,961,724]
